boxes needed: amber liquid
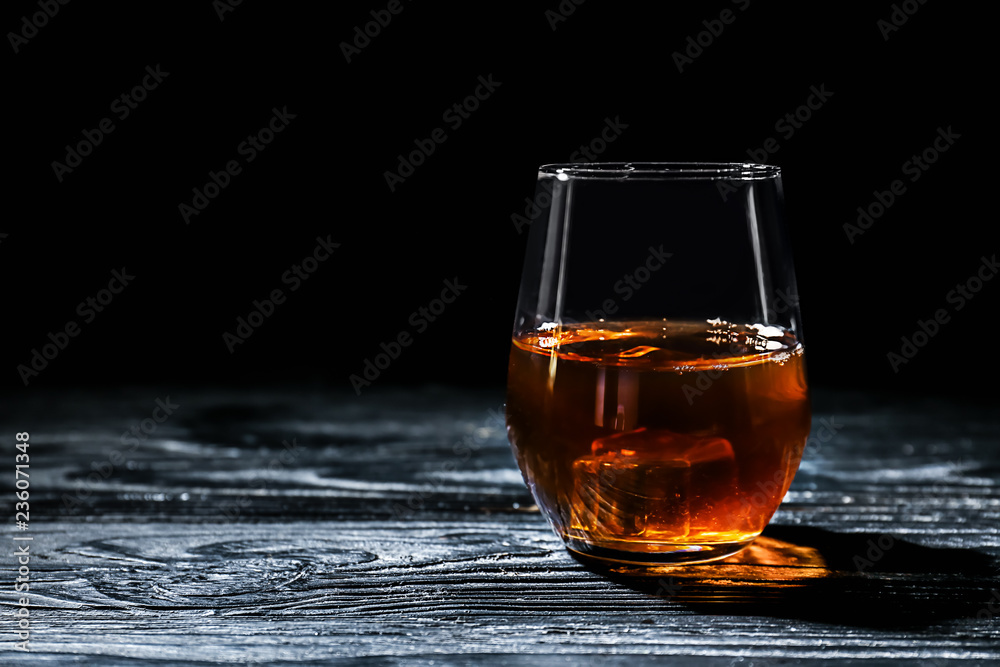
[506,320,810,564]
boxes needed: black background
[6,1,995,399]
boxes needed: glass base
[564,535,755,566]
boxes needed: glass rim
[538,162,780,181]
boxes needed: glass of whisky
[505,162,811,566]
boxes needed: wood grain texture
[1,386,997,665]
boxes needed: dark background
[5,1,995,399]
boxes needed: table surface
[1,386,998,665]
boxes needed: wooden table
[2,386,998,665]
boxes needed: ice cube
[572,428,739,539]
[571,455,689,538]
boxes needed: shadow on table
[571,525,999,629]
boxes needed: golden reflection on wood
[603,535,833,585]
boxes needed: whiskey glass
[505,162,811,565]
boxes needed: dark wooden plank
[4,521,1000,663]
[1,387,998,664]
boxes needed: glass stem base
[564,535,755,566]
